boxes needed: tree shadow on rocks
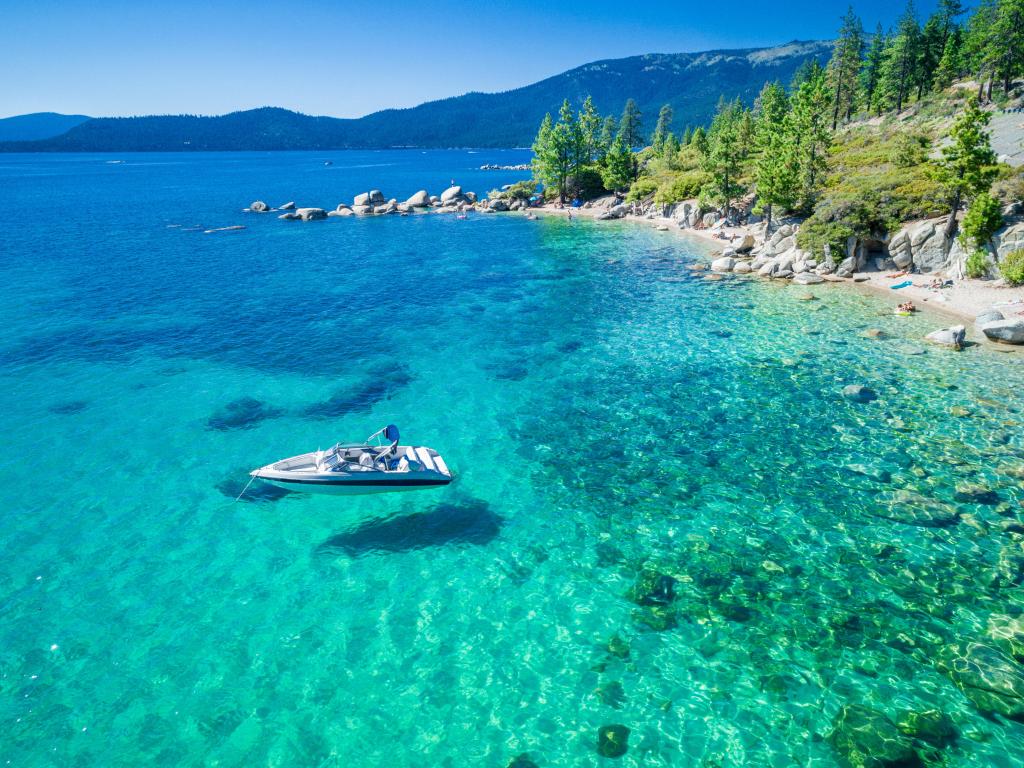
[316,498,502,558]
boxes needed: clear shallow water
[1,151,1024,767]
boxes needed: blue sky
[0,0,946,119]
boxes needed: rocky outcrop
[405,190,431,208]
[295,207,327,221]
[925,325,966,349]
[981,318,1024,344]
[829,705,919,768]
[711,256,735,272]
[278,201,295,211]
[488,199,509,212]
[328,205,354,217]
[995,221,1024,262]
[368,190,385,205]
[353,192,371,207]
[598,205,627,221]
[842,385,877,403]
[250,200,269,213]
[886,218,965,274]
[440,185,463,204]
[936,642,1024,720]
[792,272,824,285]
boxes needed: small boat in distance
[250,425,453,495]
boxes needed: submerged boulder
[842,385,877,403]
[829,705,920,768]
[894,709,956,748]
[872,490,960,527]
[936,642,1024,720]
[792,272,824,285]
[596,724,630,758]
[987,614,1024,661]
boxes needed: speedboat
[249,425,453,495]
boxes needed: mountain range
[0,40,831,151]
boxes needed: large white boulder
[981,319,1024,344]
[296,207,327,221]
[405,190,431,208]
[440,185,463,204]
[925,325,966,349]
[368,190,386,205]
[354,192,371,207]
[733,261,752,274]
[250,200,269,212]
[598,204,627,220]
[711,256,735,272]
[995,222,1024,262]
[792,272,824,285]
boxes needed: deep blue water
[1,150,1024,767]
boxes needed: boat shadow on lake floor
[316,498,502,557]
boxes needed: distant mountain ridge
[0,112,91,142]
[1,40,831,152]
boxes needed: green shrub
[889,132,929,167]
[960,192,1003,250]
[625,177,658,202]
[993,167,1024,205]
[965,249,988,279]
[1002,250,1024,286]
[571,167,606,201]
[504,180,539,201]
[654,170,712,205]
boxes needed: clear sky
[0,0,945,119]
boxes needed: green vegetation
[1001,250,1024,285]
[527,0,1022,269]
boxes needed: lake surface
[1,150,1024,767]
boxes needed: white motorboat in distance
[251,425,453,495]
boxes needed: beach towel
[890,280,912,290]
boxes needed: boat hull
[256,472,452,496]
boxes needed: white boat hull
[250,445,453,496]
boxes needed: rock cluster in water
[244,185,537,220]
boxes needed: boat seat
[414,447,436,472]
[433,455,450,476]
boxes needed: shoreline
[529,202,1024,348]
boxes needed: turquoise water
[1,151,1024,767]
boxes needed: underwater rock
[894,709,956,748]
[861,328,886,339]
[596,680,626,708]
[596,724,630,758]
[829,705,920,768]
[507,754,538,768]
[631,605,678,632]
[842,384,878,403]
[935,642,1024,720]
[606,635,630,659]
[953,483,1000,505]
[628,570,678,606]
[48,400,88,415]
[872,490,960,528]
[206,397,283,430]
[949,406,971,417]
[987,614,1024,661]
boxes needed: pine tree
[933,27,963,89]
[876,1,921,112]
[618,99,643,149]
[577,96,601,164]
[937,0,966,45]
[652,104,674,155]
[992,0,1024,93]
[789,63,832,212]
[702,98,746,214]
[828,6,865,129]
[681,125,693,145]
[598,116,617,161]
[663,132,680,164]
[963,0,998,100]
[753,82,798,233]
[600,136,633,193]
[936,100,998,239]
[530,103,580,204]
[915,14,945,98]
[861,24,887,114]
